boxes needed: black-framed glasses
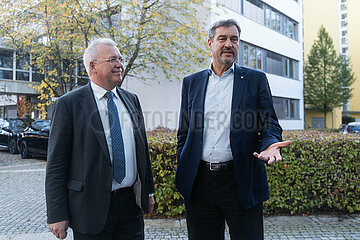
[93,57,123,64]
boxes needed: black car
[0,118,33,154]
[17,119,51,159]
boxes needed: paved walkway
[0,151,359,239]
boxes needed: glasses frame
[93,57,123,64]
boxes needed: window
[16,53,30,81]
[284,58,298,79]
[0,50,13,69]
[241,42,298,79]
[264,5,297,40]
[341,21,348,27]
[342,47,348,54]
[342,30,348,36]
[243,45,249,66]
[341,4,347,10]
[341,13,347,19]
[243,43,263,70]
[273,97,299,120]
[220,0,298,40]
[244,0,264,24]
[0,50,13,80]
[217,0,242,13]
[0,70,13,80]
[341,37,348,45]
[266,51,282,76]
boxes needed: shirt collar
[90,81,118,100]
[208,63,235,77]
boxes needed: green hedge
[147,128,360,217]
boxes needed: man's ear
[208,38,212,51]
[90,61,96,74]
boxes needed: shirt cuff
[149,193,154,197]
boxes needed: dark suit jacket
[176,64,282,209]
[45,83,155,234]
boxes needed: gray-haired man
[176,19,291,240]
[45,38,155,240]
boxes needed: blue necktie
[105,91,126,184]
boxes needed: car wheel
[9,138,19,154]
[20,141,30,159]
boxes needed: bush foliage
[147,128,360,217]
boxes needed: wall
[347,0,360,119]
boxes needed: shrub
[147,127,184,217]
[147,128,360,217]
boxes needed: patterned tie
[105,91,126,184]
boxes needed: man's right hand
[49,220,69,239]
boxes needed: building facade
[303,0,360,128]
[124,0,304,130]
[1,0,304,130]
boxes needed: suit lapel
[78,84,111,165]
[193,70,210,130]
[231,64,247,113]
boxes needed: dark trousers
[73,187,144,240]
[185,163,264,240]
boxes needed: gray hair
[83,38,117,75]
[208,19,241,41]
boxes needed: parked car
[17,119,51,159]
[0,118,33,154]
[342,122,360,134]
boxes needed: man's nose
[115,60,124,69]
[224,39,233,47]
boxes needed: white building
[0,0,304,129]
[123,0,304,130]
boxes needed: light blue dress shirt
[201,64,235,163]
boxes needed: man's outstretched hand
[253,140,292,164]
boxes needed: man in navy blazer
[176,19,291,240]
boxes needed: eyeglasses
[93,57,123,64]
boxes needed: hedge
[147,128,360,217]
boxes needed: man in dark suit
[176,19,291,240]
[45,38,155,240]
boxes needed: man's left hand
[148,196,155,213]
[253,140,292,164]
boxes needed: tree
[304,26,355,128]
[0,0,209,118]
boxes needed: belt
[111,186,132,194]
[199,160,234,171]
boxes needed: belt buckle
[209,162,218,171]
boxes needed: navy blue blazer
[175,64,282,209]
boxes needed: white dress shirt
[201,64,234,163]
[90,81,137,190]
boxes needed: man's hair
[208,19,241,41]
[83,38,117,75]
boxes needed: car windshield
[31,120,51,130]
[352,126,360,131]
[9,120,27,131]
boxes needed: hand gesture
[253,140,292,164]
